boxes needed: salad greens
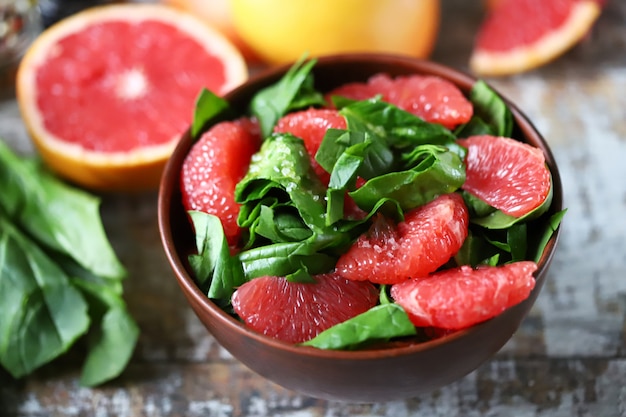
[0,141,137,386]
[186,58,565,349]
[251,55,326,137]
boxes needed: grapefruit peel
[17,4,248,192]
[470,0,602,76]
[181,58,565,347]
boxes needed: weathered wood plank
[2,358,625,417]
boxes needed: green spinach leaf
[188,211,245,306]
[70,278,138,387]
[533,209,567,263]
[0,141,126,281]
[470,180,553,230]
[236,133,328,233]
[191,88,231,139]
[0,214,90,378]
[349,145,465,212]
[455,80,513,138]
[250,56,325,137]
[300,303,416,350]
[238,239,339,280]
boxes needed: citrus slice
[459,135,551,218]
[181,118,261,247]
[470,0,601,76]
[231,273,379,343]
[391,261,537,329]
[274,108,347,185]
[17,3,248,192]
[327,74,474,129]
[336,193,469,284]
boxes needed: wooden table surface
[1,1,625,416]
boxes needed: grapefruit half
[17,4,248,192]
[470,0,601,76]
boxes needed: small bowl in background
[158,53,563,402]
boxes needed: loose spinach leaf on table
[0,214,90,379]
[71,278,139,387]
[0,141,137,385]
[0,141,126,281]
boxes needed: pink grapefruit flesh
[391,261,538,329]
[336,193,470,284]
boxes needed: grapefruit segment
[231,273,379,343]
[459,135,551,218]
[17,3,248,191]
[327,73,473,129]
[470,0,601,76]
[336,193,469,284]
[274,108,347,184]
[390,261,537,329]
[181,118,261,247]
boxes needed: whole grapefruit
[161,0,257,61]
[230,0,440,65]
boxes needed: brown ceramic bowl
[158,53,563,402]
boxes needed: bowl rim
[158,52,563,360]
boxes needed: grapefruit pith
[336,193,469,284]
[17,3,248,192]
[391,261,537,329]
[231,273,379,344]
[470,0,602,76]
[459,135,551,218]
